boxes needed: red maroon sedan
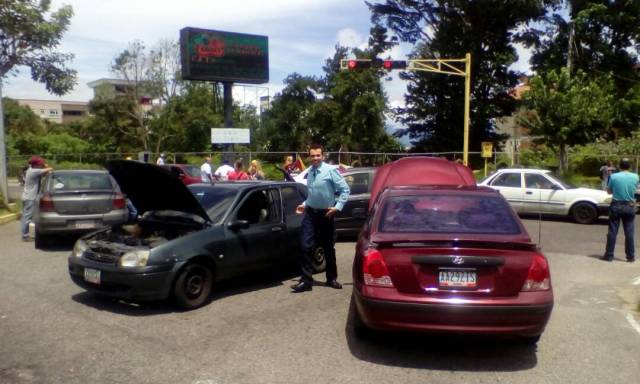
[352,185,553,343]
[160,164,202,185]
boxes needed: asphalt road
[0,217,639,384]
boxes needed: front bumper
[68,256,181,301]
[597,204,610,217]
[353,288,553,337]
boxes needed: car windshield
[50,172,112,191]
[548,173,575,189]
[188,185,238,223]
[378,194,521,234]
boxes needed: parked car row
[60,157,553,344]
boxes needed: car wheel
[311,246,326,273]
[518,334,541,345]
[173,263,213,310]
[571,202,598,224]
[34,231,47,249]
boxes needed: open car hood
[106,160,211,222]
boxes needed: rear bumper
[36,210,127,234]
[353,288,553,337]
[68,256,180,301]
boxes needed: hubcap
[185,272,204,298]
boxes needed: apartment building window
[49,109,59,116]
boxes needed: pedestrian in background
[200,156,214,183]
[156,153,166,165]
[602,158,639,262]
[248,160,265,180]
[214,159,234,181]
[228,159,249,181]
[599,160,616,190]
[291,143,350,292]
[21,156,53,241]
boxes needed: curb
[0,213,19,225]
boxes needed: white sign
[211,128,250,144]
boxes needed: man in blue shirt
[291,144,350,292]
[602,158,639,262]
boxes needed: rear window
[183,165,201,177]
[50,173,113,191]
[378,194,521,234]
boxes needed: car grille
[84,250,119,264]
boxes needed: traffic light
[341,59,408,71]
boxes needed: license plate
[439,269,477,288]
[84,268,101,284]
[75,220,96,229]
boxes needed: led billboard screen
[180,27,269,84]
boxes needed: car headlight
[72,240,88,258]
[119,250,150,268]
[604,196,612,204]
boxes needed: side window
[236,189,278,225]
[525,174,555,189]
[491,172,522,188]
[281,186,305,216]
[344,172,371,195]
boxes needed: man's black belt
[306,207,330,214]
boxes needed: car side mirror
[227,220,250,231]
[352,208,368,219]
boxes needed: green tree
[517,68,615,172]
[530,1,640,134]
[367,0,557,155]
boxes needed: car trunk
[376,239,536,297]
[50,191,117,215]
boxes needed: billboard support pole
[223,82,234,155]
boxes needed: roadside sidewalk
[1,179,20,225]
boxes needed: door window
[236,189,278,225]
[491,172,522,188]
[344,172,371,195]
[525,174,555,189]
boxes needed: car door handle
[526,191,533,195]
[272,226,283,232]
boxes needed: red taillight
[348,60,357,69]
[363,248,394,287]
[112,193,126,209]
[521,253,551,291]
[39,194,55,212]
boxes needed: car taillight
[112,193,126,209]
[39,194,55,212]
[363,248,394,287]
[521,253,551,291]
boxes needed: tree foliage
[0,0,77,95]
[517,68,615,171]
[367,0,558,155]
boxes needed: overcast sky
[2,0,531,111]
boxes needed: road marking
[632,276,640,286]
[626,313,640,335]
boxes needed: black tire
[34,231,47,249]
[173,263,213,310]
[571,202,598,224]
[518,334,541,345]
[311,246,326,273]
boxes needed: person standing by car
[600,160,616,190]
[227,159,249,181]
[214,159,234,181]
[156,153,166,165]
[602,158,639,262]
[291,144,350,292]
[200,156,214,183]
[21,156,52,241]
[248,160,265,180]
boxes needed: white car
[478,168,611,224]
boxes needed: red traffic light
[383,60,407,70]
[342,59,406,70]
[348,60,358,69]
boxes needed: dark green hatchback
[68,160,320,310]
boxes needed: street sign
[481,142,493,158]
[211,128,250,144]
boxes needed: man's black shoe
[627,258,635,263]
[325,280,342,289]
[600,256,613,262]
[291,281,313,292]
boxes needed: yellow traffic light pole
[408,53,472,165]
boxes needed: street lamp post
[0,81,9,205]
